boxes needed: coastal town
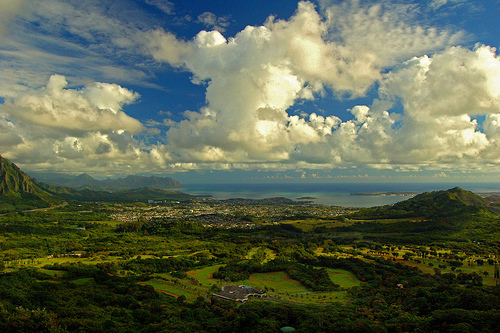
[109,197,357,229]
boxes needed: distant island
[351,191,418,197]
[297,196,317,200]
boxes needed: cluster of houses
[109,200,355,229]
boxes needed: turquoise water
[181,182,500,208]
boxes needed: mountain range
[0,155,191,212]
[2,154,500,242]
[28,172,182,191]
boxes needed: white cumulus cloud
[2,0,500,177]
[3,74,143,134]
[0,75,154,172]
[143,0,473,168]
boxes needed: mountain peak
[75,173,95,180]
[414,187,490,209]
[0,156,59,211]
[0,155,38,195]
[378,187,495,220]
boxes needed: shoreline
[350,192,418,197]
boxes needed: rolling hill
[348,187,500,240]
[357,187,494,219]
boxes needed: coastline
[180,182,500,208]
[350,192,418,197]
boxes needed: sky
[1,0,500,184]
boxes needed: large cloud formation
[143,1,500,171]
[2,0,500,176]
[0,74,148,172]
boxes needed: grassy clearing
[245,247,259,259]
[140,279,204,301]
[241,271,309,294]
[38,268,67,278]
[144,269,356,305]
[285,220,317,232]
[240,271,353,305]
[186,265,223,286]
[326,268,361,289]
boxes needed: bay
[181,182,500,208]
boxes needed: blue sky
[1,0,500,183]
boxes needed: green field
[38,267,67,278]
[241,271,309,294]
[142,266,222,301]
[140,279,204,301]
[326,268,361,288]
[186,264,223,286]
[240,270,357,304]
[139,265,361,305]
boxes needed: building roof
[213,285,266,302]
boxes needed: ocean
[180,182,500,208]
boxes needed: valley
[1,155,500,332]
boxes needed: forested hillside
[344,187,500,241]
[0,156,61,212]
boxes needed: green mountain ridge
[355,187,495,219]
[0,156,194,211]
[1,155,40,196]
[0,155,61,212]
[349,187,500,240]
[38,182,195,202]
[28,171,183,191]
